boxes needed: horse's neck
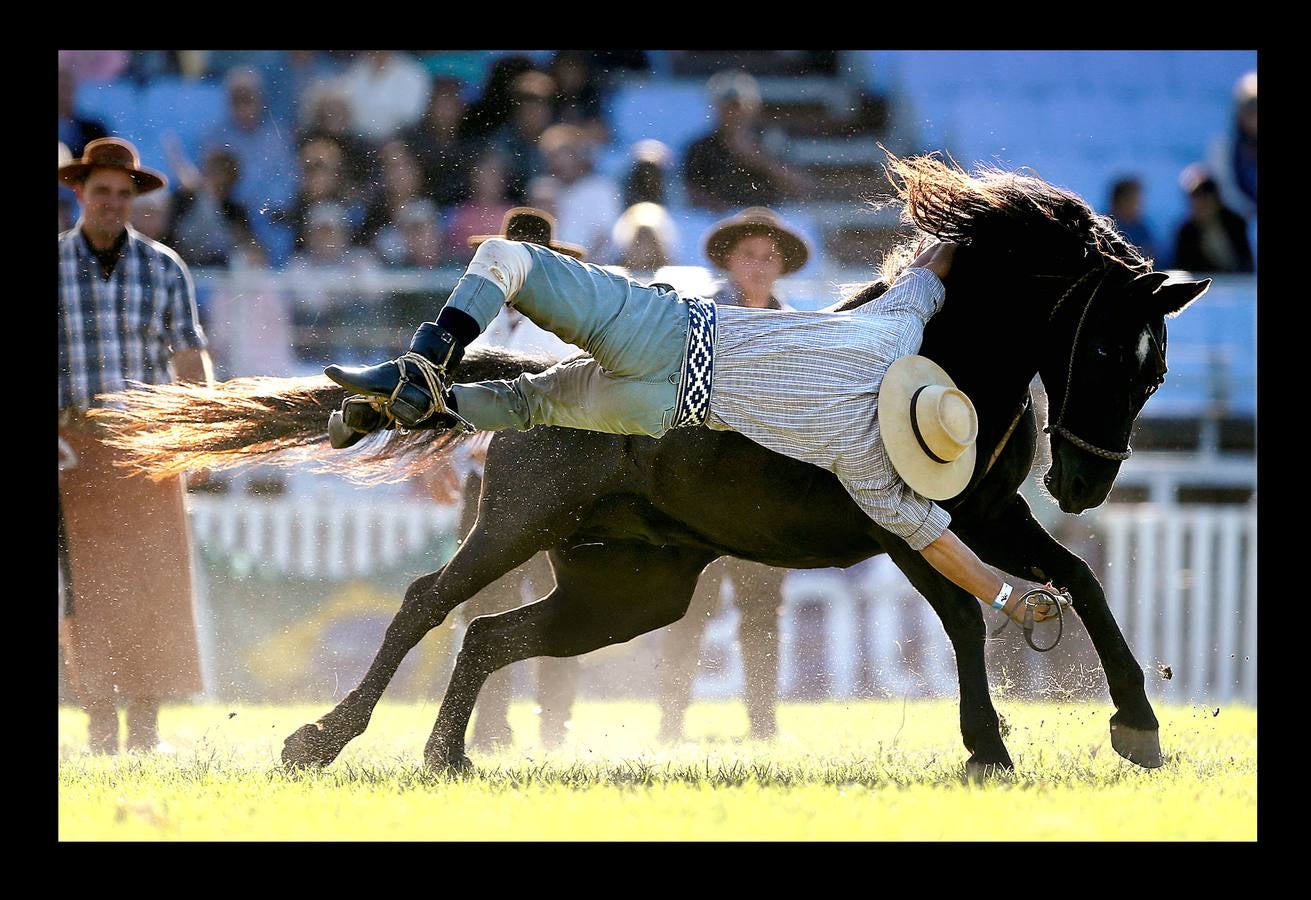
[921,272,1047,430]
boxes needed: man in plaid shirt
[327,237,1060,626]
[58,138,214,754]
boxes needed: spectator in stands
[57,50,129,83]
[287,202,379,275]
[359,140,428,249]
[377,199,450,267]
[683,70,811,212]
[1107,176,1160,262]
[286,202,381,365]
[336,50,432,145]
[129,188,171,243]
[58,138,213,754]
[537,124,622,259]
[459,54,535,141]
[1208,71,1257,222]
[207,50,340,128]
[445,148,516,260]
[165,146,263,269]
[526,175,559,219]
[549,51,606,143]
[656,206,810,742]
[401,76,476,208]
[298,82,376,184]
[1172,164,1254,273]
[124,50,184,84]
[494,70,557,204]
[283,137,364,253]
[624,139,673,208]
[201,68,298,254]
[57,65,108,159]
[611,201,677,272]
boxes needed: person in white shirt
[336,51,432,145]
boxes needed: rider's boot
[324,320,470,447]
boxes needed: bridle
[1042,264,1167,462]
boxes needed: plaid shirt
[706,267,951,551]
[58,224,208,412]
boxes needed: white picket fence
[1098,506,1257,704]
[186,495,1256,705]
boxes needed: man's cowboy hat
[704,206,809,275]
[468,207,587,260]
[880,355,978,501]
[57,137,167,195]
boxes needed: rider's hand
[1000,578,1069,626]
[910,241,957,281]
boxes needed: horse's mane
[835,153,1152,311]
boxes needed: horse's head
[1039,268,1210,512]
[882,152,1211,512]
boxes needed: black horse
[96,155,1208,776]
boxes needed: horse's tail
[87,346,562,484]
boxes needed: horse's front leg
[957,494,1162,768]
[879,539,1013,776]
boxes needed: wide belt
[671,298,717,429]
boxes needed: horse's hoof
[282,723,340,769]
[425,750,474,775]
[1110,721,1164,768]
[964,756,1015,783]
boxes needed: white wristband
[991,582,1013,610]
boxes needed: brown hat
[58,137,167,195]
[705,207,809,274]
[468,207,587,260]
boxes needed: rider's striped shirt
[707,267,951,551]
[59,224,208,412]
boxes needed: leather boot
[325,322,465,432]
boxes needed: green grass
[58,699,1256,841]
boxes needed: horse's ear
[1131,271,1171,295]
[1152,278,1211,318]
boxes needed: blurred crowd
[59,51,1257,382]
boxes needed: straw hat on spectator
[704,206,809,274]
[469,207,586,259]
[58,137,166,195]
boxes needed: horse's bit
[1042,266,1166,462]
[991,586,1073,652]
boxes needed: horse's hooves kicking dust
[964,757,1016,784]
[1110,722,1164,768]
[282,722,347,769]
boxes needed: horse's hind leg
[879,539,1013,775]
[957,494,1162,767]
[281,514,579,769]
[424,542,708,770]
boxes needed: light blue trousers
[447,243,691,438]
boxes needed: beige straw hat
[880,355,978,501]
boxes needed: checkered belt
[671,297,717,428]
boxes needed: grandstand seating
[868,49,1256,239]
[70,52,1255,426]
